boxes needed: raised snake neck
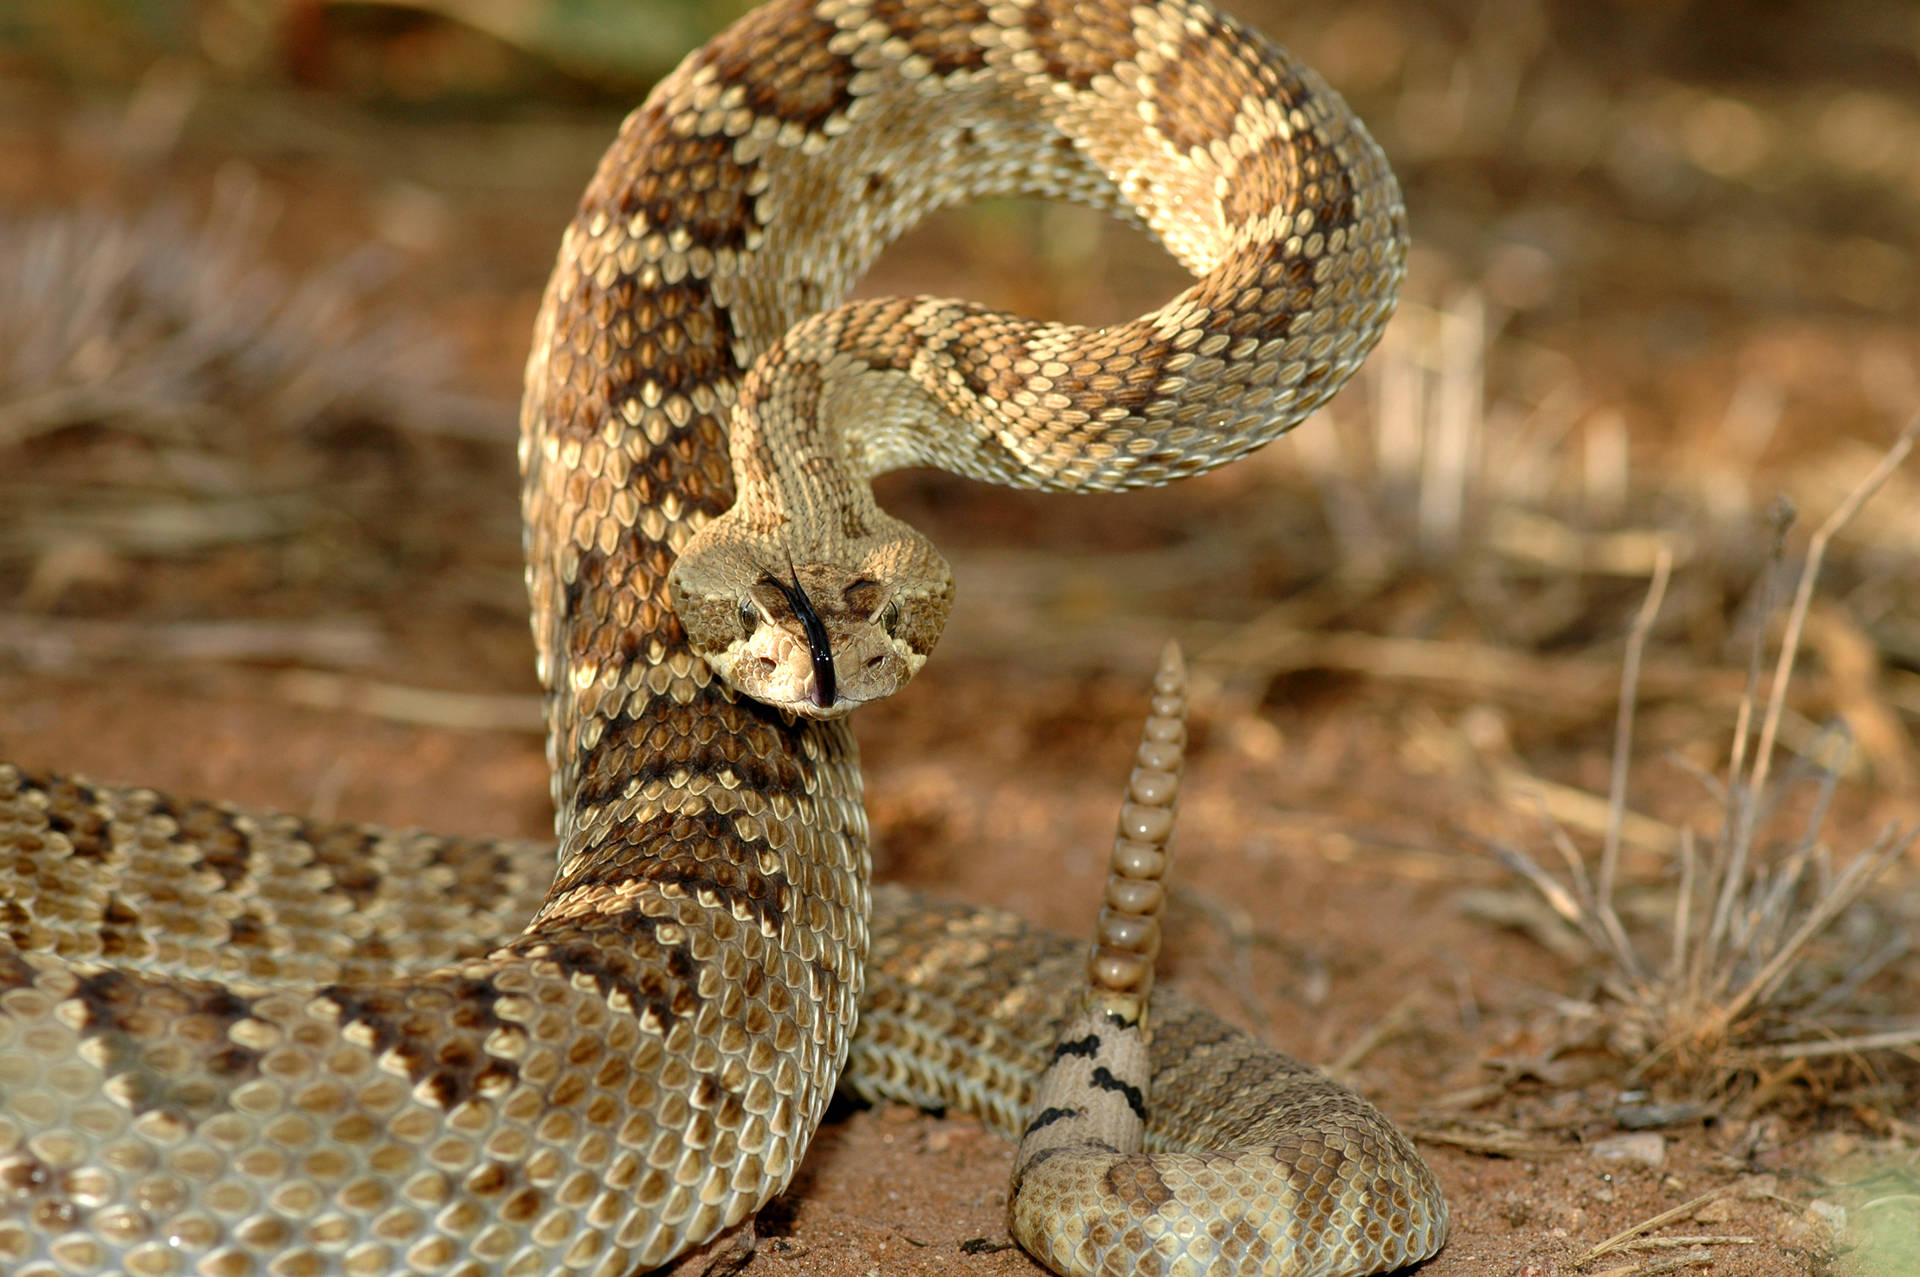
[659,0,1405,715]
[0,1,1441,1274]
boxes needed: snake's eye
[880,602,901,637]
[738,598,759,637]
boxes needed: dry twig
[1575,1188,1736,1264]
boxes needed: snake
[0,0,1447,1274]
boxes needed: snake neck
[517,0,1403,871]
[724,348,890,545]
[518,0,1401,843]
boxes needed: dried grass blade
[1596,548,1672,984]
[1620,1253,1717,1276]
[1670,826,1696,988]
[1742,727,1850,962]
[1713,822,1917,1033]
[1760,1024,1920,1061]
[1487,840,1613,956]
[1751,414,1919,797]
[1612,1235,1758,1252]
[1707,505,1795,968]
[1575,1188,1736,1264]
[1724,502,1793,803]
[1546,819,1644,980]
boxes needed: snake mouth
[767,570,836,710]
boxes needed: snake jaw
[672,569,951,718]
[669,510,954,716]
[726,563,947,717]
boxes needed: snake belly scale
[0,1,1445,1275]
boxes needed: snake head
[669,509,954,718]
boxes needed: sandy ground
[3,0,1919,1273]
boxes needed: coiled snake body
[0,1,1445,1274]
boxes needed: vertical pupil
[739,599,757,635]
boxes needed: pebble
[1806,1199,1846,1232]
[1586,1132,1666,1168]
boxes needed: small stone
[1587,1132,1665,1168]
[925,1124,979,1155]
[1693,1198,1734,1223]
[1805,1199,1846,1233]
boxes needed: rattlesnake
[0,1,1446,1274]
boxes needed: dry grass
[0,178,497,452]
[1244,286,1920,1129]
[0,179,508,588]
[1497,417,1920,1103]
[0,177,525,645]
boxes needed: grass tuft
[0,181,499,451]
[1498,416,1920,1098]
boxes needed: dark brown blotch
[536,249,741,456]
[72,970,265,1115]
[603,275,738,403]
[98,894,150,960]
[320,975,514,1109]
[547,812,790,940]
[299,826,386,912]
[836,298,922,374]
[175,801,254,891]
[1023,0,1134,90]
[41,778,110,862]
[1150,13,1270,154]
[1100,1156,1176,1210]
[511,915,705,1035]
[870,0,992,76]
[699,6,858,134]
[840,578,884,617]
[570,688,821,814]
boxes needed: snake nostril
[865,655,886,669]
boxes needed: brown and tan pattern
[661,0,1407,717]
[0,1,1442,1275]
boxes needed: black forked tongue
[771,570,835,709]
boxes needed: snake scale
[0,0,1447,1273]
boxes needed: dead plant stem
[1750,414,1919,797]
[1574,1188,1734,1264]
[1597,547,1672,988]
